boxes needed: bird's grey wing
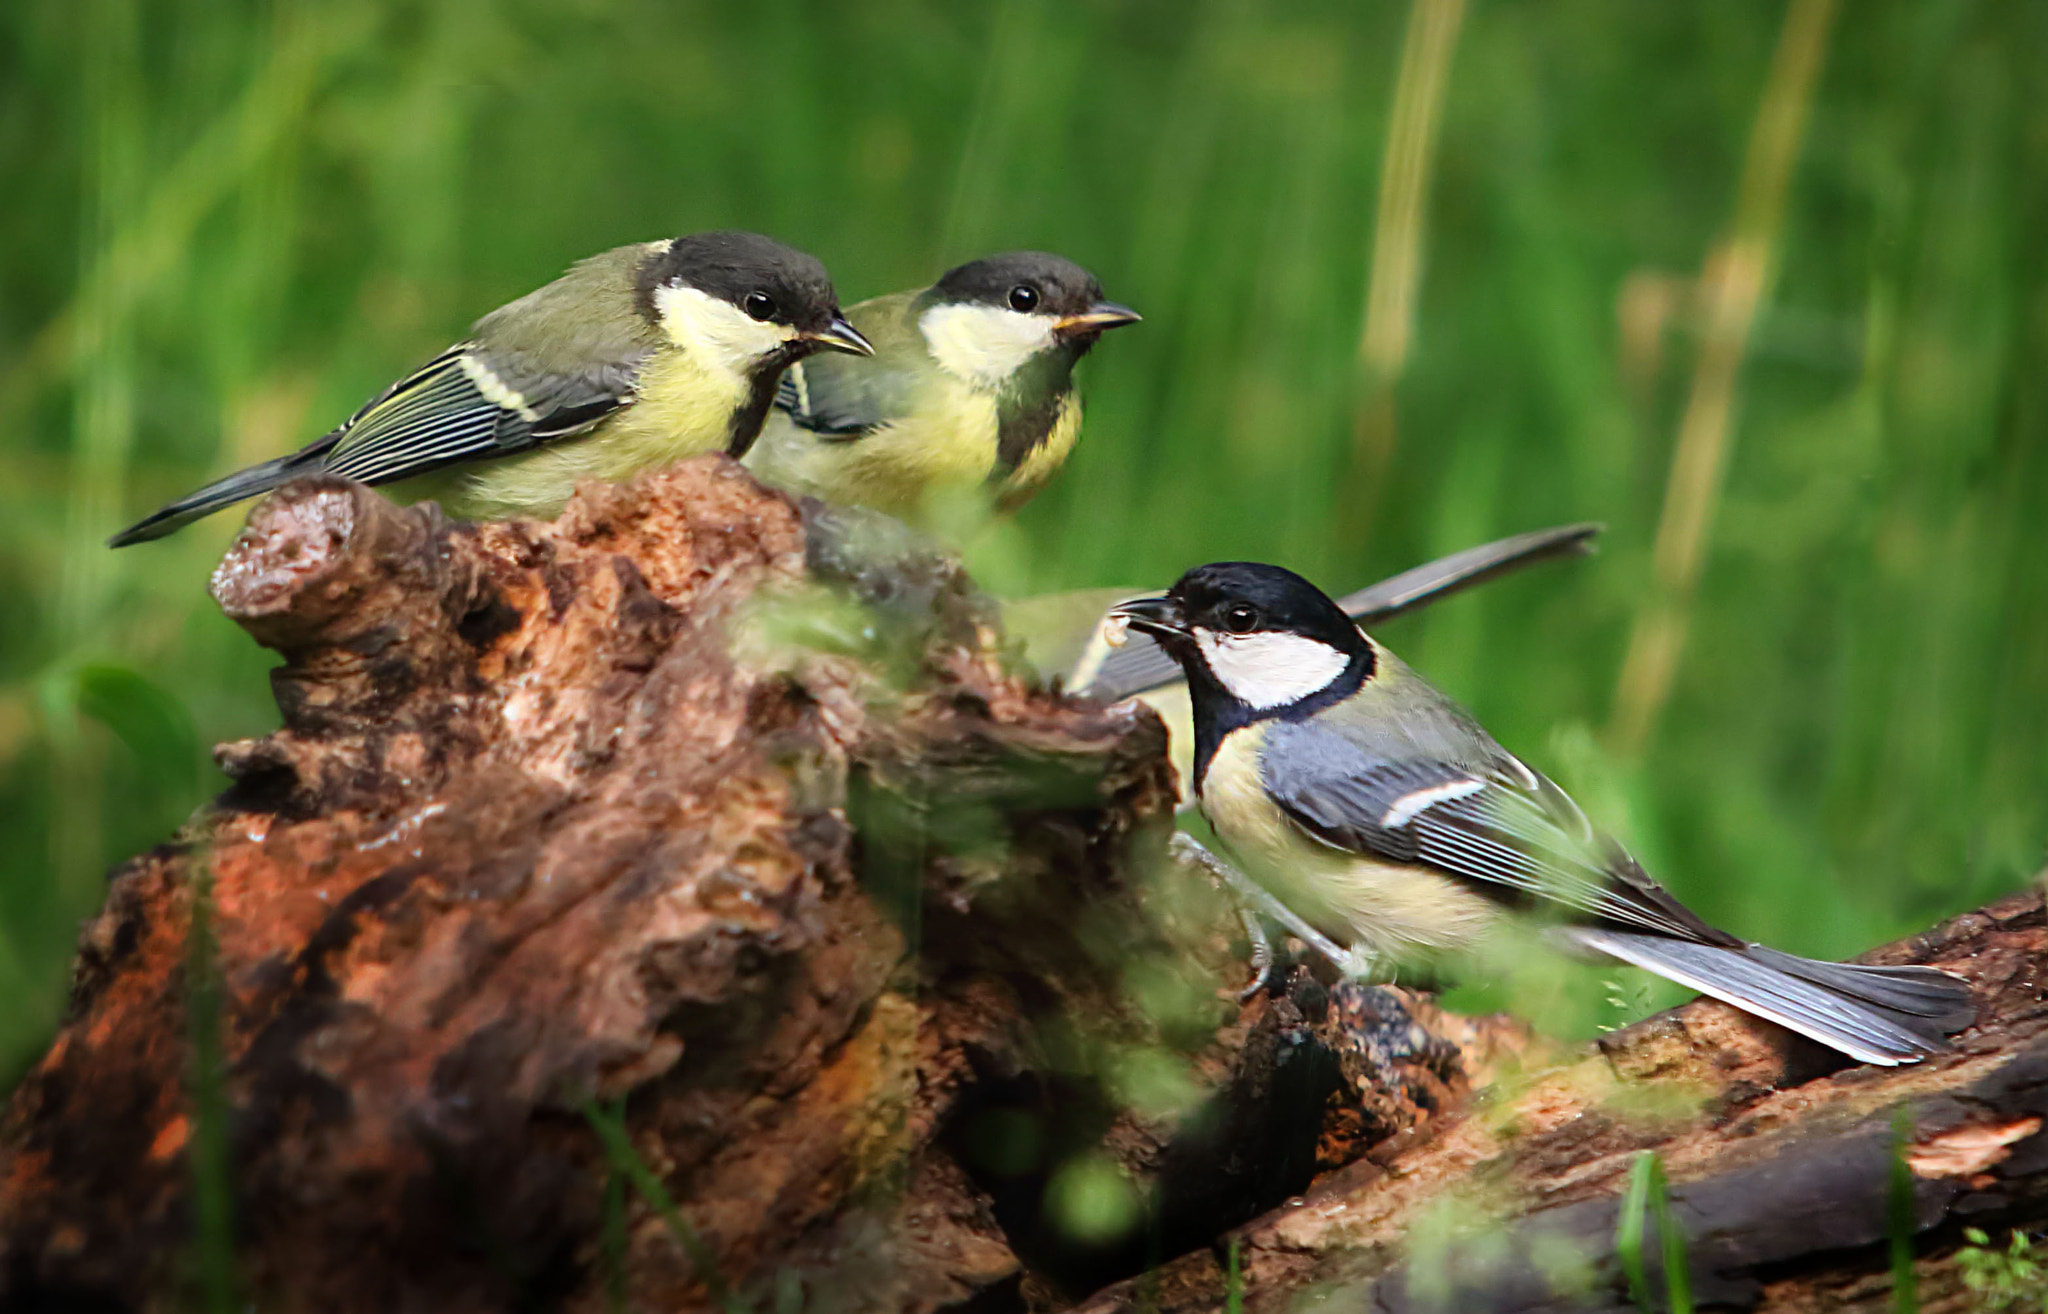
[772,349,922,439]
[1072,525,1602,703]
[321,341,649,487]
[1258,720,1732,944]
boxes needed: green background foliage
[2,0,2044,1083]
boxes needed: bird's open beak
[1054,301,1143,335]
[1108,594,1185,638]
[806,316,875,357]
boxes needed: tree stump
[0,457,2037,1313]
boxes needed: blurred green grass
[2,0,2044,1079]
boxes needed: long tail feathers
[108,451,317,547]
[1572,927,1974,1066]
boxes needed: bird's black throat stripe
[727,347,811,457]
[990,339,1088,478]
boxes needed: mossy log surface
[0,458,2038,1313]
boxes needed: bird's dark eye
[1008,284,1040,312]
[1222,603,1259,634]
[743,292,779,321]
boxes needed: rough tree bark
[0,457,2040,1314]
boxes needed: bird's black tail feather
[108,447,326,547]
[1573,927,1974,1065]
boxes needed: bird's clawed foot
[1167,832,1377,998]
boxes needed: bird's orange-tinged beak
[1053,301,1142,335]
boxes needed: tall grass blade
[1615,1150,1691,1314]
[1609,0,1840,754]
[1889,1110,1919,1314]
[1650,1154,1693,1314]
[1616,1151,1654,1310]
[187,850,238,1313]
[602,1157,628,1314]
[1344,0,1468,546]
[582,1097,748,1314]
[1358,0,1468,390]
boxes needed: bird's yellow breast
[1201,722,1503,960]
[749,377,1002,518]
[443,348,743,521]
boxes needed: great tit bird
[1112,562,1974,1065]
[743,252,1139,519]
[1008,523,1602,808]
[1062,523,1603,705]
[109,231,873,546]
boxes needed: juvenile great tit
[1113,562,1974,1065]
[110,231,873,546]
[1008,523,1602,808]
[743,252,1139,519]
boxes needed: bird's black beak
[1054,301,1143,336]
[805,316,875,357]
[1109,594,1185,638]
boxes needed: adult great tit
[110,231,872,546]
[1064,523,1603,705]
[1007,523,1602,808]
[1113,562,1974,1065]
[743,252,1139,520]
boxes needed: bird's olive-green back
[468,241,665,375]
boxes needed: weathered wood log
[1076,892,2048,1313]
[0,460,1520,1312]
[0,457,2036,1313]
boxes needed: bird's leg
[1166,833,1372,992]
[1236,905,1275,1000]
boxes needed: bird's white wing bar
[1379,778,1485,828]
[456,355,541,423]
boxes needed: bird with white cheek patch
[111,231,873,545]
[745,251,1139,522]
[1044,523,1604,812]
[1112,561,1975,1067]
